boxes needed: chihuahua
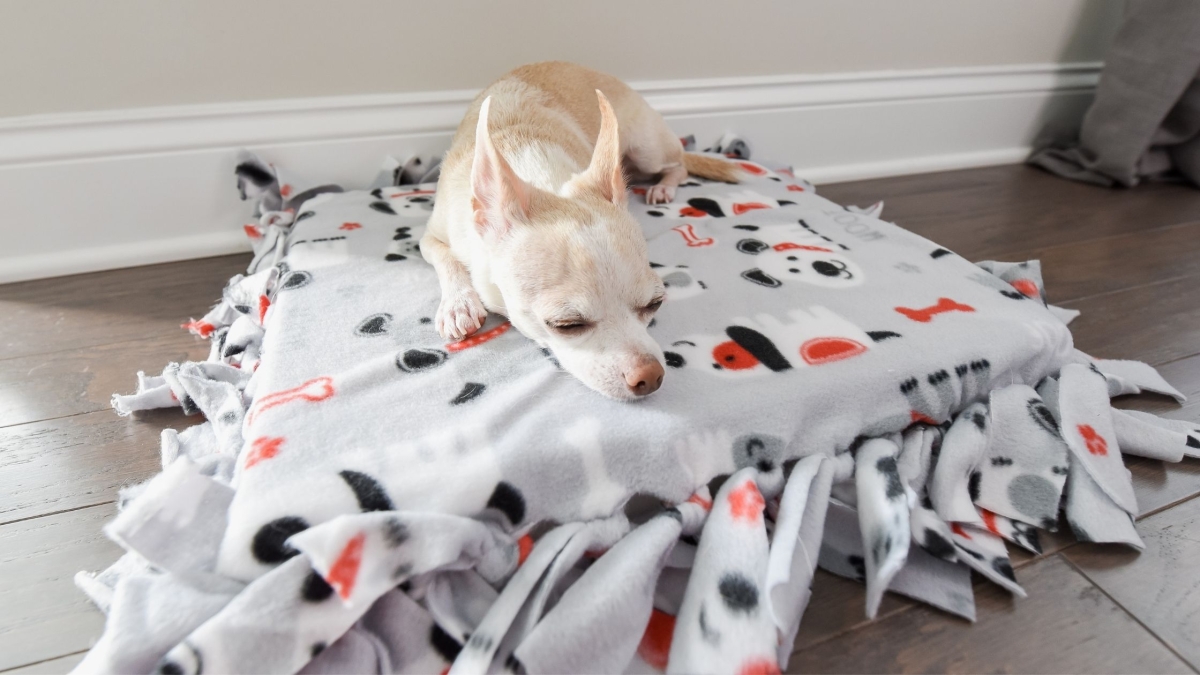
[421,62,742,400]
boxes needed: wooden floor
[0,165,1198,674]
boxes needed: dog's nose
[625,359,665,396]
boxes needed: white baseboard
[0,62,1100,283]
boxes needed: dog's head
[470,93,666,400]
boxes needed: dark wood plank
[1064,274,1200,367]
[3,652,86,674]
[1008,516,1079,569]
[0,334,209,429]
[788,555,1191,674]
[1066,495,1200,671]
[0,505,120,672]
[819,165,1200,262]
[1129,457,1200,521]
[1036,221,1200,305]
[0,254,248,361]
[1114,353,1200,420]
[0,409,191,526]
[791,569,914,652]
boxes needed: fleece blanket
[76,140,1198,675]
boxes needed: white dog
[421,62,742,400]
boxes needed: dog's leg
[646,164,688,205]
[420,233,487,341]
[621,101,690,205]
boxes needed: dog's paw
[436,291,488,342]
[645,184,677,205]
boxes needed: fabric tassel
[668,468,777,675]
[854,438,911,618]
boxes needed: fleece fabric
[75,140,1193,675]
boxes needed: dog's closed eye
[546,318,594,335]
[638,296,664,320]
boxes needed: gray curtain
[1029,0,1200,188]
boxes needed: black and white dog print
[663,307,875,376]
[732,223,863,289]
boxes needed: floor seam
[0,500,115,528]
[1060,553,1200,673]
[1138,490,1200,523]
[1056,270,1200,309]
[789,604,916,657]
[989,218,1200,272]
[0,331,202,366]
[0,409,107,432]
[0,649,89,674]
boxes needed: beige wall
[0,0,1123,118]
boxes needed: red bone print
[243,224,262,239]
[1077,424,1108,456]
[339,222,362,231]
[895,297,975,323]
[727,479,765,523]
[181,320,215,338]
[786,184,806,192]
[327,531,366,600]
[247,376,335,425]
[737,162,767,176]
[243,436,284,469]
[951,523,972,539]
[671,223,715,247]
[731,202,770,215]
[446,321,511,352]
[773,242,832,253]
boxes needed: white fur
[420,62,727,400]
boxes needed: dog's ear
[568,90,626,206]
[471,96,531,239]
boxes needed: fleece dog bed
[77,142,1198,675]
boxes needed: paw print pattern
[901,359,991,423]
[385,227,421,261]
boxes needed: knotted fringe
[73,145,1197,675]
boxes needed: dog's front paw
[645,184,677,205]
[436,291,487,341]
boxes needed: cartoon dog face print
[734,224,864,289]
[652,264,707,301]
[663,306,874,376]
[645,190,795,219]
